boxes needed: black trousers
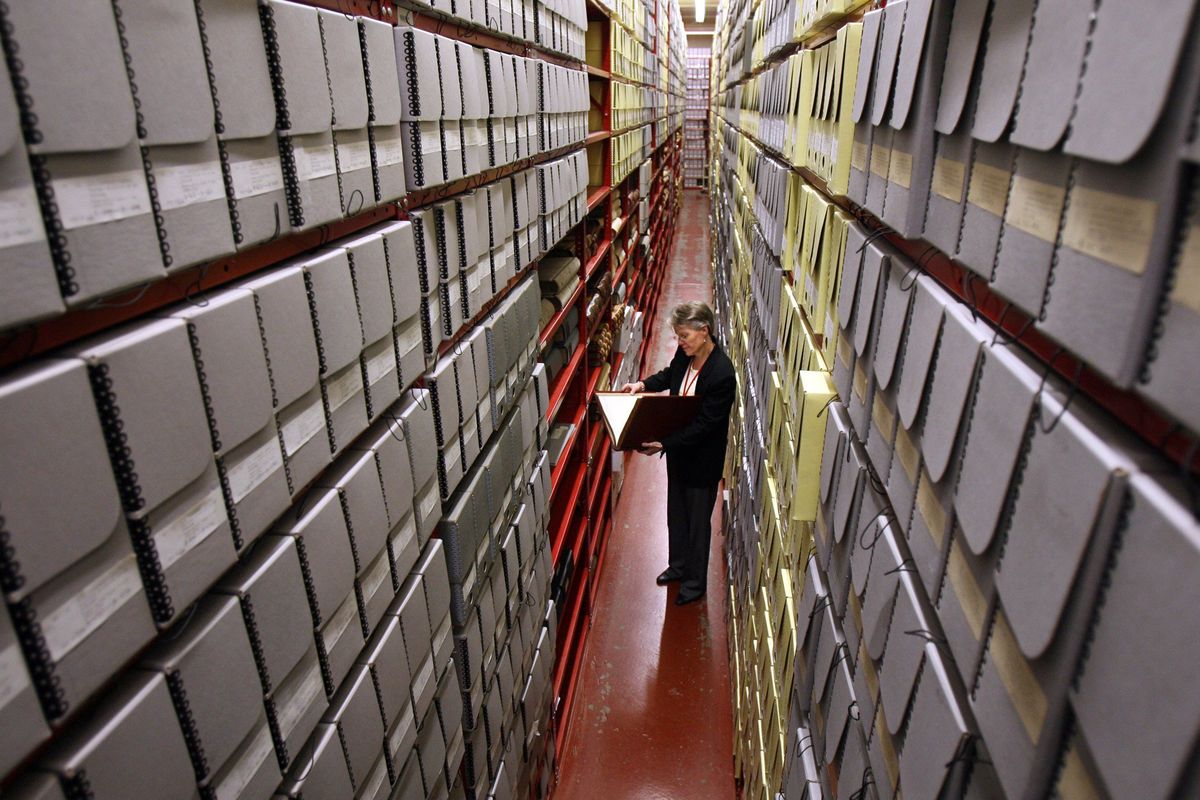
[665,476,719,595]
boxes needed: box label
[946,539,987,641]
[1061,186,1158,275]
[915,471,946,542]
[277,659,323,737]
[869,144,890,179]
[388,701,415,757]
[337,139,373,174]
[966,161,1010,217]
[366,342,398,387]
[1170,219,1200,313]
[390,512,417,556]
[0,185,47,248]
[395,320,423,355]
[374,133,406,168]
[326,366,364,413]
[215,724,274,800]
[42,553,143,662]
[1005,175,1066,244]
[54,170,151,230]
[894,424,919,482]
[0,642,31,710]
[931,157,965,203]
[230,156,284,199]
[852,140,870,173]
[154,486,227,570]
[887,149,912,190]
[989,610,1047,742]
[227,437,285,504]
[412,656,434,704]
[295,143,337,181]
[154,160,226,211]
[362,552,391,602]
[420,483,440,521]
[322,595,358,654]
[280,399,325,456]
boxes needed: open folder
[595,392,702,451]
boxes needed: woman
[620,301,736,605]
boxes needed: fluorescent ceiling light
[695,0,705,23]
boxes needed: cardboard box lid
[265,0,330,136]
[935,0,988,134]
[216,535,311,693]
[0,360,124,596]
[919,303,989,485]
[140,595,261,779]
[39,672,195,797]
[888,0,936,130]
[417,539,453,625]
[324,664,385,784]
[304,249,365,375]
[342,233,394,347]
[391,574,433,669]
[897,646,974,799]
[117,0,213,146]
[954,343,1041,556]
[196,0,276,140]
[437,35,463,120]
[73,318,214,513]
[3,0,135,153]
[171,288,274,453]
[377,220,421,324]
[877,572,931,735]
[1071,473,1200,800]
[358,417,415,528]
[359,616,411,730]
[281,722,354,797]
[393,25,441,122]
[276,490,356,624]
[969,0,1033,143]
[239,266,321,409]
[869,2,905,127]
[428,353,463,438]
[1008,0,1092,150]
[895,275,946,431]
[322,449,391,573]
[317,10,369,131]
[836,223,866,332]
[852,241,887,358]
[1065,0,1199,164]
[399,389,438,489]
[831,438,867,546]
[459,43,487,120]
[360,18,403,127]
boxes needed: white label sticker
[388,701,415,757]
[215,725,275,800]
[230,156,284,199]
[53,170,151,230]
[412,656,434,702]
[295,143,337,181]
[227,437,285,504]
[280,399,325,456]
[444,125,462,153]
[420,484,440,521]
[326,367,364,413]
[278,659,324,737]
[375,134,405,168]
[434,618,450,658]
[391,512,416,554]
[444,439,461,475]
[322,596,358,654]
[359,758,389,800]
[42,553,143,662]
[153,486,227,570]
[337,139,373,174]
[0,185,46,248]
[362,553,391,602]
[421,126,443,156]
[396,321,422,354]
[463,564,476,599]
[0,643,31,710]
[154,161,226,211]
[366,344,398,387]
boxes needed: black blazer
[642,344,736,487]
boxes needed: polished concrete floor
[554,192,737,800]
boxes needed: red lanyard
[681,363,700,396]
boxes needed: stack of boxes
[713,0,1200,798]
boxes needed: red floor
[554,192,737,800]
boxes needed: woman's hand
[638,441,662,455]
[619,381,645,393]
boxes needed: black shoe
[675,590,705,606]
[656,568,682,586]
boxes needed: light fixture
[695,0,705,24]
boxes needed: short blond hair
[670,301,715,334]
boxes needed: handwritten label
[295,143,337,181]
[966,161,1010,217]
[42,553,143,661]
[1170,220,1200,314]
[0,643,31,710]
[931,157,965,203]
[0,185,47,247]
[870,144,890,179]
[1061,186,1158,275]
[326,367,364,413]
[366,343,398,387]
[280,399,325,456]
[230,157,284,199]
[154,161,226,211]
[375,133,405,168]
[337,139,373,174]
[154,486,227,570]
[54,170,151,230]
[887,150,913,189]
[226,437,284,505]
[214,724,274,800]
[277,659,323,737]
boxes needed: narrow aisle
[554,193,736,800]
